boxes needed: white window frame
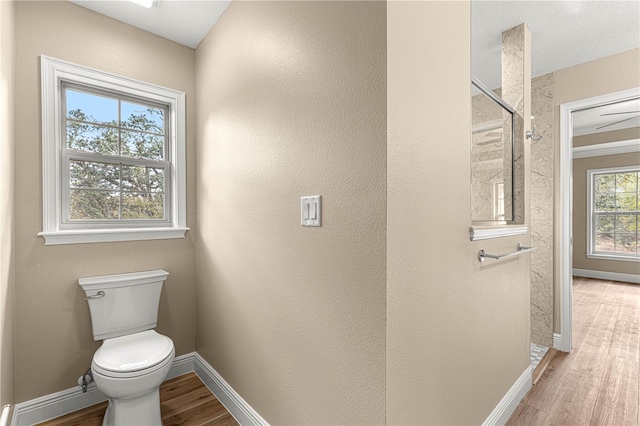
[492,180,505,222]
[38,56,188,245]
[586,165,640,262]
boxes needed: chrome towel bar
[478,243,535,262]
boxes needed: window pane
[67,122,118,155]
[616,193,638,212]
[66,89,117,126]
[70,190,119,220]
[595,174,615,193]
[614,233,638,254]
[121,130,164,160]
[121,102,164,134]
[122,166,164,193]
[70,161,119,190]
[595,214,615,233]
[616,173,638,193]
[615,214,638,234]
[595,233,614,252]
[595,193,615,212]
[122,193,164,220]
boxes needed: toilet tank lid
[79,270,169,290]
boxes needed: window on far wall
[65,87,168,222]
[39,56,188,245]
[587,166,640,261]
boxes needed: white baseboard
[10,351,267,426]
[553,333,563,351]
[573,268,640,284]
[11,380,106,426]
[165,351,196,380]
[193,353,268,426]
[482,366,532,426]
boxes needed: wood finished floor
[37,372,239,426]
[507,276,640,426]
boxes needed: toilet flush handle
[83,291,105,301]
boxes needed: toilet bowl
[79,270,174,426]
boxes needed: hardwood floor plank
[511,278,640,426]
[523,351,572,412]
[621,288,640,314]
[162,400,230,426]
[568,302,619,377]
[543,369,601,426]
[36,372,238,426]
[506,403,547,426]
[532,348,558,385]
[38,402,107,426]
[161,387,219,418]
[580,281,621,307]
[609,318,640,362]
[161,373,203,401]
[590,355,639,426]
[202,413,240,426]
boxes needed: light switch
[301,195,321,227]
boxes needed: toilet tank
[79,270,169,341]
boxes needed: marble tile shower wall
[530,73,554,347]
[502,24,527,225]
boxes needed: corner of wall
[0,0,17,410]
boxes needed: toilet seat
[92,330,174,379]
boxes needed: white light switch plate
[301,195,321,227]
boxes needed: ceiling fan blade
[601,111,640,116]
[596,115,640,130]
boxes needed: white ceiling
[69,0,640,135]
[68,0,231,49]
[472,0,640,90]
[573,98,640,136]
[473,0,640,136]
[70,1,640,79]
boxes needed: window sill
[469,225,528,241]
[586,253,639,263]
[38,227,189,246]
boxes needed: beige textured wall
[574,127,640,148]
[573,152,640,275]
[195,1,386,424]
[553,48,640,333]
[0,0,16,408]
[572,128,639,277]
[387,2,531,424]
[14,1,196,402]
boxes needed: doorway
[558,87,640,353]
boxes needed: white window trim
[586,165,639,262]
[38,55,188,245]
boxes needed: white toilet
[79,270,175,426]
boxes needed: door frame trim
[558,86,640,353]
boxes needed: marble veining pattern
[530,73,554,347]
[530,342,549,369]
[501,24,526,225]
